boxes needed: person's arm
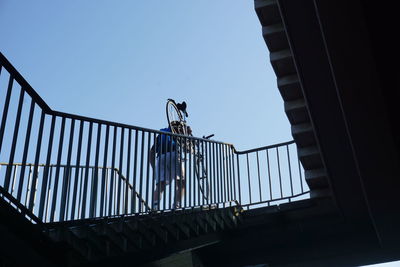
[187,126,193,136]
[149,145,155,169]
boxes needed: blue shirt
[156,127,177,155]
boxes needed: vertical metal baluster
[108,126,117,216]
[194,140,198,206]
[25,165,33,207]
[4,88,24,191]
[114,169,117,213]
[71,121,84,220]
[169,133,173,209]
[125,129,132,214]
[104,168,109,215]
[222,145,226,204]
[0,75,13,158]
[246,153,251,207]
[139,131,145,212]
[17,99,35,201]
[298,158,304,193]
[28,111,45,212]
[80,121,93,219]
[222,144,227,205]
[11,165,18,196]
[228,145,234,205]
[217,144,221,205]
[144,132,151,213]
[276,147,283,199]
[204,141,209,206]
[209,142,213,207]
[256,151,262,202]
[236,153,242,205]
[178,136,182,208]
[225,145,230,204]
[212,143,216,205]
[39,115,56,220]
[163,132,167,210]
[177,136,182,209]
[89,124,101,217]
[60,119,75,221]
[77,167,84,217]
[100,125,109,217]
[195,140,199,207]
[65,166,72,220]
[286,145,293,202]
[151,133,157,211]
[44,166,53,222]
[50,117,66,222]
[188,138,192,207]
[183,136,187,208]
[266,149,272,205]
[131,130,138,213]
[231,148,236,204]
[117,128,124,215]
[201,140,205,206]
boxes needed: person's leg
[174,157,185,208]
[152,181,165,210]
[152,154,166,210]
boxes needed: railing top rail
[0,52,51,113]
[233,140,295,154]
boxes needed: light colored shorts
[155,152,185,185]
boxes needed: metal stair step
[255,0,281,27]
[262,23,288,52]
[159,216,180,241]
[270,49,297,77]
[305,168,329,189]
[140,218,168,244]
[180,213,200,236]
[291,122,316,147]
[298,145,324,170]
[47,227,90,260]
[210,210,225,230]
[219,209,236,229]
[89,223,126,256]
[125,220,156,247]
[284,98,310,125]
[69,225,107,258]
[200,212,217,232]
[107,220,143,251]
[310,187,331,199]
[278,74,303,102]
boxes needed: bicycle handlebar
[203,134,214,139]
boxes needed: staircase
[255,0,331,198]
[44,205,242,266]
[0,49,309,266]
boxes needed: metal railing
[0,52,309,223]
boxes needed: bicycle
[165,99,212,201]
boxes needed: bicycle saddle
[168,98,188,117]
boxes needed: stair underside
[255,0,330,197]
[44,206,242,265]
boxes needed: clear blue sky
[0,2,396,266]
[0,0,291,151]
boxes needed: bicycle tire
[194,154,210,200]
[166,100,184,134]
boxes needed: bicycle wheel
[166,100,184,134]
[195,154,210,200]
